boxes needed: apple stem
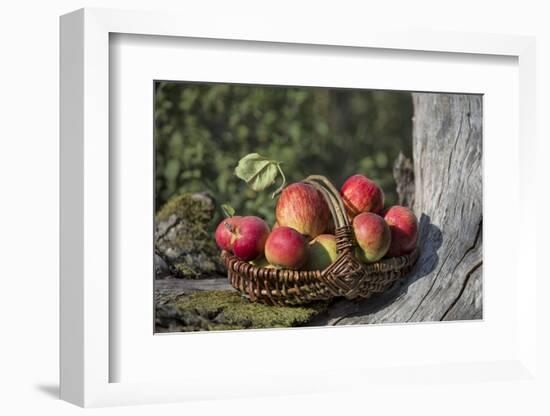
[271,163,287,199]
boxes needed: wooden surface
[309,93,483,325]
[156,277,233,294]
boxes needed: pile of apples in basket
[215,153,418,271]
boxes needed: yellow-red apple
[214,216,242,252]
[304,234,338,270]
[384,206,418,257]
[275,183,330,239]
[340,174,384,217]
[353,212,391,262]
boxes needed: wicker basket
[221,175,419,305]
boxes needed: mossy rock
[155,290,328,332]
[155,193,224,278]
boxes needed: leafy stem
[234,153,287,198]
[271,163,286,199]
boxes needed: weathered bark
[393,152,415,209]
[156,277,234,298]
[310,93,483,325]
[155,193,225,278]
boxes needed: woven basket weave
[221,175,419,305]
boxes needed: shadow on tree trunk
[308,93,483,325]
[307,213,442,326]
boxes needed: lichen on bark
[155,192,224,278]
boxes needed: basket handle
[302,175,355,254]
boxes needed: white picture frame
[60,7,538,408]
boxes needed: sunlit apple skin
[353,212,391,262]
[304,234,338,270]
[275,183,330,239]
[232,216,270,261]
[340,174,384,217]
[215,216,242,252]
[384,206,418,257]
[264,226,308,269]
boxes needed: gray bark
[155,193,225,279]
[156,278,233,298]
[393,152,415,209]
[310,93,483,325]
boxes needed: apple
[340,174,384,217]
[304,234,338,270]
[275,183,330,239]
[231,216,270,261]
[384,206,418,257]
[214,216,242,252]
[265,226,308,269]
[249,256,276,269]
[353,212,391,262]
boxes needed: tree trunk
[310,93,483,325]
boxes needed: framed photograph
[60,7,538,408]
[151,81,477,333]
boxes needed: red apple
[215,216,242,252]
[384,206,418,257]
[304,234,338,270]
[232,216,270,261]
[275,183,330,239]
[340,174,384,217]
[353,212,391,262]
[265,226,308,269]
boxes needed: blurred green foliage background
[155,82,412,228]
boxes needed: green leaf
[234,153,286,197]
[221,203,235,218]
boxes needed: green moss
[156,192,214,224]
[170,290,327,331]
